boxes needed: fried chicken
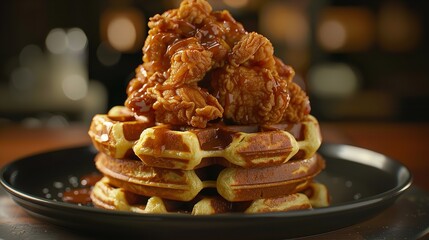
[164,37,213,87]
[178,0,212,25]
[126,64,222,128]
[212,65,289,124]
[125,0,310,128]
[229,32,276,69]
[142,33,180,74]
[283,82,311,122]
[275,58,311,122]
[149,85,223,128]
[125,65,164,116]
[212,32,290,124]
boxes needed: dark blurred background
[1,0,428,127]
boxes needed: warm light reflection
[107,17,136,52]
[100,8,145,53]
[337,145,388,170]
[317,7,375,52]
[223,0,248,9]
[259,2,309,47]
[318,20,346,51]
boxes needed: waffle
[91,177,329,215]
[88,106,154,159]
[94,152,325,201]
[88,106,322,170]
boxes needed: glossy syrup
[41,173,102,206]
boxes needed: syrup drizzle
[56,173,102,205]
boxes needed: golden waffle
[94,152,325,202]
[90,177,329,215]
[88,106,322,170]
[304,182,330,208]
[88,106,154,159]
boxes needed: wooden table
[0,122,428,239]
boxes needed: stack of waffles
[87,106,329,215]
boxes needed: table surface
[0,121,428,239]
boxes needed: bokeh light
[100,8,145,53]
[259,2,309,47]
[309,63,359,98]
[318,20,346,51]
[223,0,248,9]
[107,17,137,52]
[317,7,375,52]
[67,28,88,52]
[62,74,88,101]
[19,45,43,67]
[46,28,68,54]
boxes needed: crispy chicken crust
[125,0,309,127]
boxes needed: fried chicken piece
[283,82,311,122]
[212,32,289,125]
[148,9,196,38]
[275,58,311,122]
[229,32,276,69]
[178,0,212,25]
[125,65,165,115]
[143,33,180,74]
[211,10,246,46]
[212,65,288,124]
[196,20,231,68]
[274,57,294,83]
[148,85,223,128]
[126,65,146,96]
[125,63,224,129]
[164,37,213,87]
[199,10,247,67]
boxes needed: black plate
[0,143,412,239]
